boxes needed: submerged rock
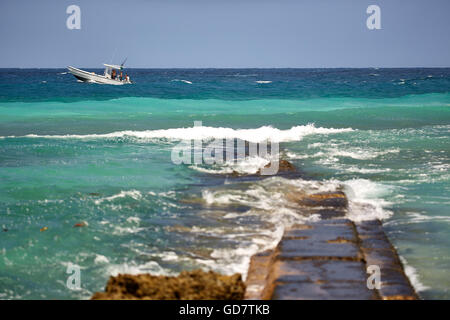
[91,269,245,300]
[288,191,348,209]
[73,221,88,228]
[300,191,348,208]
[277,159,297,172]
[256,159,296,175]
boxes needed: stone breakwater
[244,161,417,300]
[245,218,418,300]
[92,160,418,300]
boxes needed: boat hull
[67,66,129,85]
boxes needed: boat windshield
[103,64,129,82]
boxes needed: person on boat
[126,74,130,82]
[111,69,116,80]
[119,71,123,81]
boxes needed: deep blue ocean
[0,68,449,299]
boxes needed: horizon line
[1,66,450,69]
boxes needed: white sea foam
[126,216,141,224]
[94,190,142,204]
[2,124,354,143]
[112,225,145,235]
[285,151,310,160]
[287,145,400,165]
[399,256,430,292]
[203,176,394,222]
[149,251,184,262]
[189,165,233,175]
[231,73,258,77]
[94,254,110,264]
[106,260,173,277]
[190,155,270,175]
[203,244,260,277]
[202,177,340,221]
[171,79,192,84]
[327,148,400,160]
[343,179,394,221]
[387,212,450,225]
[197,177,324,277]
[340,166,392,174]
[195,176,394,280]
[255,80,272,84]
[196,223,286,279]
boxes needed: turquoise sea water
[0,68,449,299]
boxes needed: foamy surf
[191,175,395,277]
[106,260,174,277]
[171,79,192,84]
[1,124,354,143]
[202,177,394,222]
[343,179,394,221]
[94,190,142,205]
[399,256,430,293]
[190,155,271,175]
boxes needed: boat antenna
[120,57,128,68]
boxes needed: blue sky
[1,0,449,68]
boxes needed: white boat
[67,63,132,85]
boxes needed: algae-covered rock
[276,159,297,172]
[91,269,245,300]
[301,191,348,208]
[73,221,88,228]
[256,159,296,175]
[226,160,297,177]
[288,191,348,208]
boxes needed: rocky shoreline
[92,160,418,300]
[92,270,245,300]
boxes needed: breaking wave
[190,156,270,175]
[171,79,192,84]
[201,176,394,223]
[1,124,354,143]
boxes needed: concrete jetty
[92,161,418,300]
[245,218,418,300]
